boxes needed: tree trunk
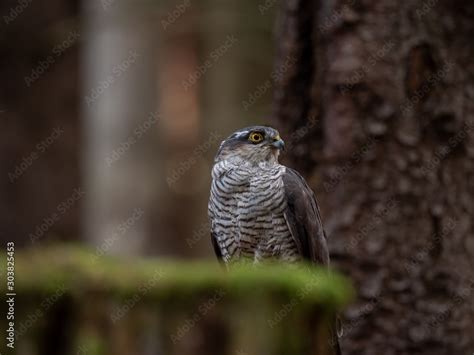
[272,1,474,354]
[82,0,161,256]
[0,0,80,247]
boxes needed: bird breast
[209,161,299,263]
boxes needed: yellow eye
[249,132,264,143]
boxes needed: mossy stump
[1,246,353,355]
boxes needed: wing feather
[282,168,341,355]
[282,168,329,266]
[210,230,224,264]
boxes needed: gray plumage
[208,126,329,266]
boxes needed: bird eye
[249,132,264,143]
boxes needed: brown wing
[283,168,341,355]
[282,167,330,266]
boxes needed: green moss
[74,331,107,355]
[2,244,353,311]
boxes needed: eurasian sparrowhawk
[208,125,341,354]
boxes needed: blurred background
[1,0,473,354]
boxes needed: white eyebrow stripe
[233,131,249,138]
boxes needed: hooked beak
[271,136,285,151]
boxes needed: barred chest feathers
[209,159,300,264]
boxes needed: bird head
[215,126,285,165]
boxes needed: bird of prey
[208,125,341,354]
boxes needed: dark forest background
[1,0,473,354]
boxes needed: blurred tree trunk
[156,1,206,257]
[272,1,474,354]
[0,0,80,247]
[82,0,161,256]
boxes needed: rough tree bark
[272,0,474,354]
